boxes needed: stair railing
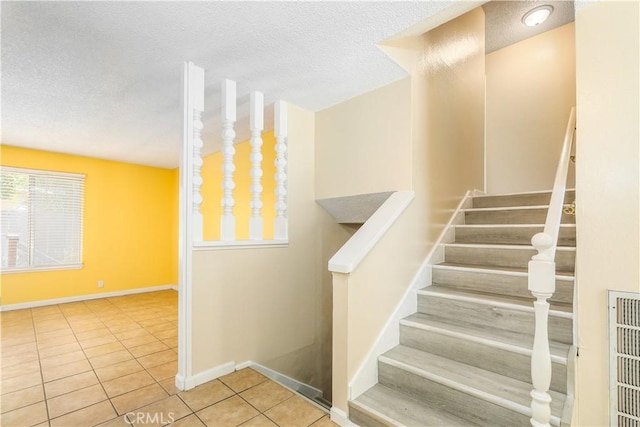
[528,107,576,427]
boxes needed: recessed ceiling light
[522,5,554,27]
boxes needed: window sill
[1,264,83,274]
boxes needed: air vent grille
[610,291,640,427]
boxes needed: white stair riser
[465,209,576,225]
[454,226,576,246]
[432,268,573,304]
[444,246,575,272]
[472,191,575,209]
[399,325,568,393]
[417,295,573,344]
[378,363,534,427]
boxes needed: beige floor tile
[90,349,134,369]
[110,383,169,415]
[146,360,177,381]
[35,320,70,334]
[107,322,141,333]
[69,320,105,333]
[197,395,259,427]
[1,370,42,395]
[128,341,170,358]
[50,400,116,427]
[95,359,144,382]
[120,333,159,349]
[44,370,100,399]
[38,341,82,359]
[42,358,92,382]
[158,377,179,395]
[144,322,174,334]
[179,379,235,412]
[79,333,118,349]
[219,368,268,393]
[1,359,41,379]
[170,414,206,427]
[239,414,278,427]
[0,384,44,414]
[0,401,48,427]
[137,349,177,369]
[102,370,156,398]
[127,395,191,426]
[136,318,166,328]
[1,308,32,320]
[36,328,74,342]
[75,327,113,341]
[150,329,176,341]
[1,334,36,348]
[1,341,37,357]
[37,333,78,349]
[84,341,126,358]
[113,327,148,341]
[162,336,178,348]
[47,383,107,418]
[264,396,325,427]
[96,414,131,427]
[310,415,338,426]
[40,349,87,369]
[0,350,39,368]
[239,379,293,412]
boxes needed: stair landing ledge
[328,191,414,274]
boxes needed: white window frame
[1,166,85,273]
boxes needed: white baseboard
[0,284,178,311]
[237,360,323,399]
[175,361,235,391]
[331,407,356,426]
[347,190,473,401]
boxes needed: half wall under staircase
[349,189,577,426]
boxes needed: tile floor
[1,290,335,426]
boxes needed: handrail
[528,107,576,427]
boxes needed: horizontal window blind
[1,167,85,272]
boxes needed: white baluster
[220,79,236,241]
[528,232,555,427]
[249,91,264,240]
[274,101,288,240]
[185,63,204,241]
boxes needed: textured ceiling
[1,1,576,169]
[1,1,465,168]
[483,1,575,53]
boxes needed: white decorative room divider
[182,62,289,246]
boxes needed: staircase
[348,190,576,427]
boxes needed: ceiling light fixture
[522,5,554,27]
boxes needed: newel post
[274,101,288,240]
[249,91,264,240]
[528,232,556,427]
[220,79,237,241]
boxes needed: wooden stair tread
[434,262,575,278]
[381,345,566,423]
[419,284,574,314]
[352,383,477,427]
[402,312,570,361]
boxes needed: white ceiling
[1,1,575,169]
[1,1,465,169]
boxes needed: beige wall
[574,2,640,425]
[190,105,352,399]
[315,78,412,199]
[486,23,576,194]
[329,7,486,413]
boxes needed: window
[1,167,85,272]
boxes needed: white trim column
[249,91,264,240]
[220,79,237,241]
[274,101,288,240]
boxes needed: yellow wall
[0,145,178,305]
[574,2,640,425]
[201,132,276,240]
[486,23,576,194]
